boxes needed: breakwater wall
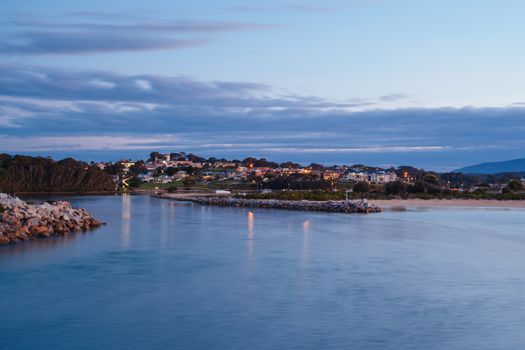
[155,194,382,214]
[0,194,103,245]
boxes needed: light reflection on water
[247,211,254,256]
[121,194,131,248]
[1,195,525,350]
[302,219,310,266]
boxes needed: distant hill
[455,158,525,174]
[0,154,115,193]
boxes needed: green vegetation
[242,191,345,201]
[507,179,525,192]
[0,154,115,193]
[352,181,370,193]
[240,188,525,202]
[139,182,180,190]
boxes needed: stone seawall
[0,194,103,245]
[156,195,382,214]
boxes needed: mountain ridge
[455,158,525,174]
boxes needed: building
[322,170,342,181]
[341,170,397,183]
[341,171,368,182]
[368,171,398,183]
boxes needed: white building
[342,170,397,183]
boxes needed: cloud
[230,4,336,13]
[0,13,272,55]
[379,94,407,102]
[0,32,205,55]
[0,64,523,169]
[0,64,375,111]
[134,79,153,91]
[9,18,272,33]
[89,80,116,89]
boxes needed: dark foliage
[0,155,115,193]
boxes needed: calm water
[2,195,525,349]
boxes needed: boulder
[0,193,104,245]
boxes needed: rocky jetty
[157,195,382,213]
[0,194,103,245]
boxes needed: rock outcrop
[0,193,103,245]
[156,195,382,213]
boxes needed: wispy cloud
[230,4,336,13]
[0,13,272,55]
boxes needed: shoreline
[11,192,525,209]
[371,199,525,209]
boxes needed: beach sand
[371,199,525,209]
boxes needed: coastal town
[91,151,525,199]
[102,152,400,187]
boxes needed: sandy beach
[371,199,525,209]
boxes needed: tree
[408,181,426,193]
[183,176,196,188]
[0,154,13,169]
[308,163,324,171]
[242,157,257,166]
[170,152,186,161]
[105,162,125,175]
[507,179,525,192]
[0,154,115,193]
[149,152,161,162]
[165,167,177,176]
[153,167,164,177]
[422,173,440,186]
[280,161,301,169]
[129,161,146,175]
[353,181,370,193]
[385,180,407,196]
[127,176,142,188]
[187,153,206,163]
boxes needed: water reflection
[121,194,131,248]
[247,211,254,256]
[302,220,310,266]
[0,233,78,261]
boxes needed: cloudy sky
[1,0,525,170]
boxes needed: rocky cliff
[0,194,103,245]
[0,154,115,193]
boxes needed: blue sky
[1,0,525,170]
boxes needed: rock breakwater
[156,195,382,213]
[0,193,103,245]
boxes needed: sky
[1,0,525,171]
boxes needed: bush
[353,181,370,193]
[385,181,407,196]
[508,179,525,192]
